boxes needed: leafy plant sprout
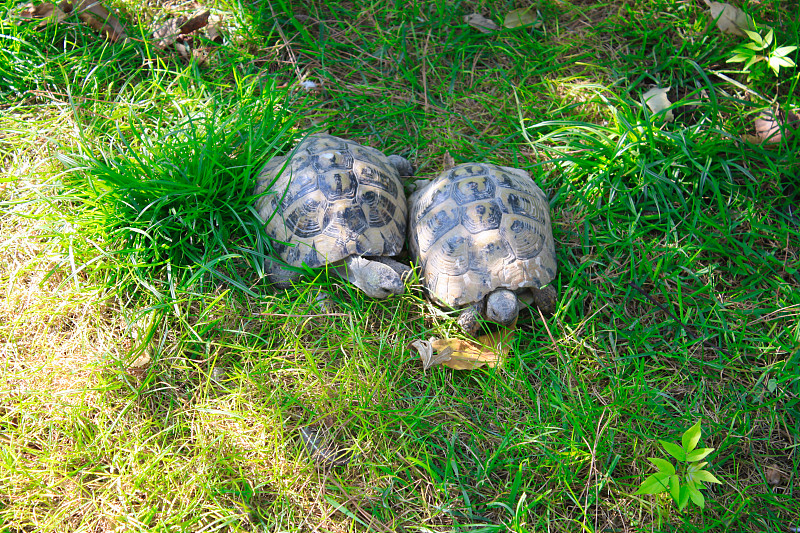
[727,28,798,81]
[634,421,722,511]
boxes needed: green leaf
[659,440,686,462]
[634,472,671,495]
[764,29,774,46]
[744,30,763,45]
[686,448,714,462]
[503,7,536,29]
[744,55,761,71]
[678,485,691,511]
[687,484,705,509]
[688,461,709,473]
[774,46,798,56]
[669,474,681,503]
[771,56,795,68]
[693,470,723,484]
[727,54,750,64]
[648,457,676,475]
[682,421,701,454]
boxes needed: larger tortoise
[408,162,557,333]
[254,134,413,298]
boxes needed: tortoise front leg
[333,256,405,299]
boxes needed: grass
[1,0,799,531]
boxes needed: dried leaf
[175,41,190,60]
[19,2,39,18]
[152,17,184,48]
[751,109,799,144]
[206,23,223,43]
[19,2,69,27]
[179,10,210,35]
[703,1,753,36]
[431,338,497,369]
[504,7,539,29]
[129,352,151,368]
[464,13,499,33]
[20,2,52,19]
[765,464,782,486]
[411,338,453,370]
[642,87,674,122]
[754,112,782,143]
[75,0,127,41]
[192,47,210,65]
[298,424,353,468]
[430,326,514,370]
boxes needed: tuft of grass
[55,85,299,300]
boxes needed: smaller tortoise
[408,162,557,333]
[254,134,413,298]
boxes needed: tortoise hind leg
[266,258,302,289]
[528,285,557,316]
[387,154,414,178]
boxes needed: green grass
[1,0,799,531]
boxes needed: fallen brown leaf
[410,338,452,370]
[431,338,500,369]
[192,46,211,65]
[703,0,753,37]
[642,87,674,122]
[464,13,499,33]
[752,108,799,144]
[410,338,434,368]
[504,7,540,29]
[206,23,223,43]
[19,1,68,28]
[429,325,515,370]
[20,2,53,19]
[175,41,190,60]
[765,464,782,486]
[153,17,185,49]
[74,0,127,41]
[179,10,210,35]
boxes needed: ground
[0,0,798,531]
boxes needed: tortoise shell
[254,134,407,269]
[408,163,556,308]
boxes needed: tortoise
[408,162,557,333]
[254,134,413,299]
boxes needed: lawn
[0,0,798,531]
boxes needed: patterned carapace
[409,163,556,307]
[255,135,407,269]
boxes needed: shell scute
[452,174,496,205]
[461,200,502,234]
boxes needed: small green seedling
[727,28,797,80]
[634,421,722,511]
